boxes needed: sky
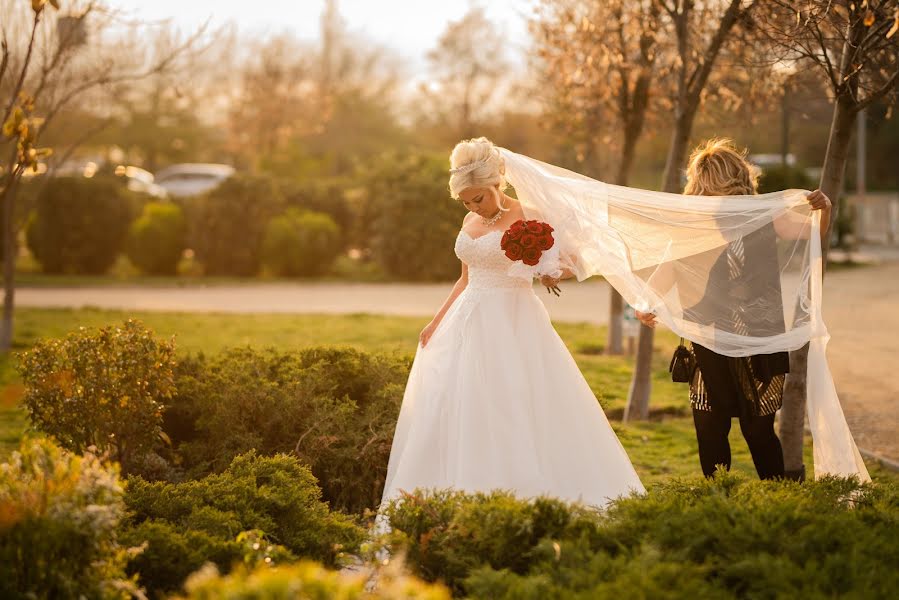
[104,0,538,74]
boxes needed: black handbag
[669,338,695,383]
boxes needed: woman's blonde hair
[448,137,508,199]
[684,138,760,196]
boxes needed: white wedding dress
[380,228,645,510]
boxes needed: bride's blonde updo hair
[684,138,760,196]
[448,137,508,199]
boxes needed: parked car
[113,165,168,199]
[155,163,235,198]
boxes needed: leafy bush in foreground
[384,473,899,598]
[18,319,177,477]
[0,438,139,599]
[167,346,410,514]
[121,451,364,596]
[175,560,450,600]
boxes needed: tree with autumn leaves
[532,0,899,478]
[0,0,207,352]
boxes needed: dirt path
[12,263,899,462]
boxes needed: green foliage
[0,437,140,599]
[187,175,285,276]
[757,164,815,194]
[283,179,355,247]
[261,209,342,277]
[25,176,134,274]
[175,560,450,600]
[362,153,465,281]
[18,319,177,476]
[385,474,899,598]
[120,451,364,595]
[169,346,410,514]
[126,202,187,275]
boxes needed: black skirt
[689,343,789,418]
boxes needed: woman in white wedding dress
[380,138,645,510]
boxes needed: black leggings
[692,409,785,480]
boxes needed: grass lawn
[2,307,894,486]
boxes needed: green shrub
[18,319,177,476]
[25,176,134,274]
[122,452,363,577]
[168,346,410,515]
[384,473,899,598]
[126,202,187,275]
[283,178,355,247]
[757,164,814,194]
[0,437,140,599]
[362,153,465,281]
[188,175,284,276]
[176,560,450,600]
[261,209,342,277]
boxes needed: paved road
[13,263,899,464]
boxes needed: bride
[380,137,645,509]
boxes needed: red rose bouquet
[501,219,555,266]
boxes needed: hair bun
[448,137,507,199]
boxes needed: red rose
[520,233,537,249]
[504,242,524,261]
[509,220,526,234]
[522,248,542,266]
[500,230,512,248]
[542,223,554,233]
[526,221,543,234]
[536,233,554,250]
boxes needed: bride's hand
[539,274,562,296]
[635,310,657,328]
[419,320,439,347]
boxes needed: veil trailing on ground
[500,148,869,482]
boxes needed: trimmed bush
[188,175,285,276]
[126,202,187,275]
[283,179,354,248]
[18,319,177,476]
[25,176,134,274]
[176,560,450,600]
[384,473,899,598]
[168,346,410,515]
[362,153,465,281]
[120,451,364,595]
[757,164,814,194]
[261,208,342,277]
[0,438,140,599]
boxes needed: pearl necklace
[481,209,504,227]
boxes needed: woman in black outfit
[636,138,831,480]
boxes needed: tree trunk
[0,178,18,352]
[624,109,695,421]
[779,95,855,480]
[607,289,624,354]
[624,320,654,421]
[607,128,640,356]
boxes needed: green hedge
[187,175,285,276]
[0,438,140,599]
[261,208,342,277]
[126,202,187,275]
[384,473,899,598]
[25,176,134,274]
[121,451,363,596]
[168,346,410,515]
[362,153,465,281]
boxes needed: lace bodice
[455,230,532,290]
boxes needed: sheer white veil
[500,148,869,481]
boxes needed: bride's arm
[419,261,469,347]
